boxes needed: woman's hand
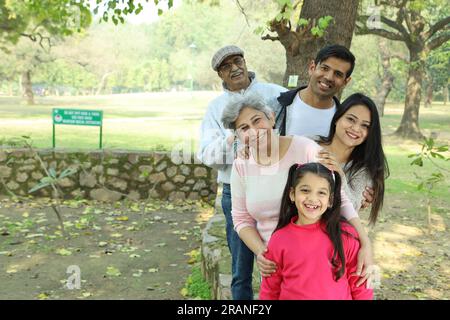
[256,247,277,277]
[318,149,345,178]
[352,240,375,287]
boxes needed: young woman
[259,163,373,300]
[317,93,389,224]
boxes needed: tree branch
[261,34,280,41]
[404,10,413,34]
[426,32,450,51]
[379,0,411,8]
[20,32,52,52]
[234,0,250,27]
[390,53,409,62]
[358,14,409,41]
[356,19,405,42]
[380,15,410,40]
[424,16,450,41]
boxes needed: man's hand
[318,149,345,178]
[256,247,277,277]
[236,136,250,160]
[361,187,374,210]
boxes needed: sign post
[52,109,103,149]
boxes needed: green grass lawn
[0,92,215,150]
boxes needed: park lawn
[0,118,201,151]
[380,102,450,138]
[383,143,450,199]
[0,92,214,119]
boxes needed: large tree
[356,0,450,139]
[1,0,92,103]
[424,40,450,106]
[259,0,359,87]
[0,0,91,47]
[97,0,359,89]
[375,38,409,116]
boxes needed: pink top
[259,217,373,300]
[231,135,358,245]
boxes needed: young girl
[259,163,373,300]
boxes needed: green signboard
[52,108,103,148]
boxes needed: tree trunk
[21,70,34,105]
[394,51,424,139]
[275,0,359,87]
[375,39,394,117]
[425,76,433,108]
[96,72,112,95]
[443,85,448,105]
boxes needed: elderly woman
[221,93,374,285]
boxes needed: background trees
[0,0,448,142]
[356,0,450,139]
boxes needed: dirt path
[0,197,213,300]
[368,195,449,300]
[1,195,448,300]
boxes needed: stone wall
[0,149,217,202]
[201,191,232,299]
[201,186,260,300]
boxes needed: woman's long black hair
[275,162,350,281]
[319,93,390,225]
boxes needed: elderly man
[197,45,286,300]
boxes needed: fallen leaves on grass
[105,266,121,277]
[56,248,72,256]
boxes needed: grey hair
[221,93,274,130]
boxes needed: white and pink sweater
[231,135,358,245]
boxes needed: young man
[197,45,286,300]
[273,44,354,137]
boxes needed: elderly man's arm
[197,104,234,170]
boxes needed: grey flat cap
[211,45,244,71]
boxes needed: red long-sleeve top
[259,217,373,300]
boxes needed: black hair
[275,162,351,281]
[314,44,356,78]
[319,93,390,225]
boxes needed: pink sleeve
[259,237,283,300]
[343,228,374,300]
[339,187,359,221]
[230,161,257,234]
[298,137,358,221]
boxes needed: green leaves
[409,136,449,195]
[96,0,174,23]
[318,16,333,29]
[311,26,323,37]
[105,266,121,277]
[29,167,77,193]
[311,16,333,38]
[297,18,309,27]
[0,0,92,45]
